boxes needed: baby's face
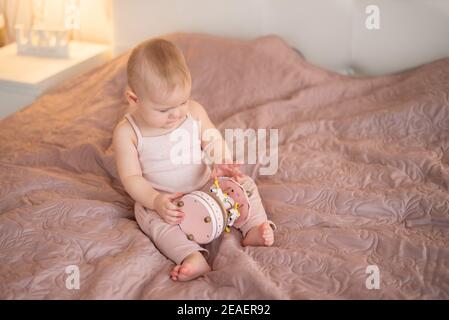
[137,85,191,129]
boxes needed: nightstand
[0,41,111,119]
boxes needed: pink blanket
[1,33,448,299]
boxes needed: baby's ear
[125,89,139,105]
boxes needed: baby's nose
[169,109,181,119]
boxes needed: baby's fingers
[233,170,245,178]
[225,167,243,178]
[166,209,185,219]
[163,212,184,225]
[166,201,183,211]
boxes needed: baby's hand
[210,163,245,181]
[154,192,185,225]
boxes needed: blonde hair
[127,38,192,102]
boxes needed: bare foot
[170,251,211,282]
[242,222,275,247]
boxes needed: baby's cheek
[152,113,164,121]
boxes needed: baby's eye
[159,109,169,113]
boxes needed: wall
[111,0,449,76]
[351,0,449,75]
[111,0,353,73]
[77,0,112,44]
[2,0,448,76]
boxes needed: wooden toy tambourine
[176,177,251,244]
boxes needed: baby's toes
[263,237,274,246]
[170,265,181,279]
[263,230,273,239]
[261,224,274,246]
[264,236,274,246]
[261,223,272,234]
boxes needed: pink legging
[134,175,276,265]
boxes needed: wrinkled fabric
[0,32,448,299]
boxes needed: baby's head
[126,38,192,129]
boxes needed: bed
[0,32,448,299]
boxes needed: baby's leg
[235,176,276,247]
[134,202,210,281]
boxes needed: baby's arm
[113,120,160,210]
[189,100,233,164]
[189,100,244,179]
[114,120,186,225]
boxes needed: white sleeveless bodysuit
[124,112,212,193]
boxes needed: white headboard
[111,0,449,76]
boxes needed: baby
[113,38,276,282]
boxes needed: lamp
[15,0,80,58]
